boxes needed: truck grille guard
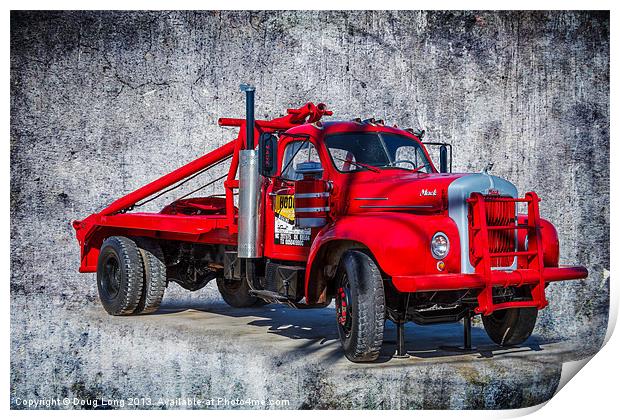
[371,187,588,314]
[467,191,547,315]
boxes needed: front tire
[335,250,385,362]
[97,236,144,315]
[482,307,538,346]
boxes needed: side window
[394,146,431,173]
[281,141,321,180]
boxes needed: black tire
[216,277,261,308]
[335,250,385,362]
[482,307,538,346]
[135,239,167,314]
[97,236,144,316]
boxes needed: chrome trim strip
[296,207,330,212]
[296,217,326,228]
[295,192,330,199]
[354,197,389,201]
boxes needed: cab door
[263,138,323,262]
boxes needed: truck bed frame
[73,102,332,272]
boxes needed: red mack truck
[73,85,588,362]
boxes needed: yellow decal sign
[274,195,295,223]
[274,194,311,246]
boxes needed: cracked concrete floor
[11,282,582,409]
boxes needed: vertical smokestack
[237,84,262,261]
[240,84,255,149]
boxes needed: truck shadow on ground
[155,300,556,363]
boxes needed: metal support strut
[439,310,478,353]
[394,320,410,359]
[462,311,474,351]
[452,310,477,352]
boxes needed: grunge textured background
[10,11,609,409]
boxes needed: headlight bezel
[430,232,450,259]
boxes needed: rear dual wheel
[135,238,168,314]
[97,236,167,316]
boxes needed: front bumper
[392,266,588,293]
[392,265,588,314]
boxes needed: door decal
[274,195,311,246]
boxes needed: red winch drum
[294,162,330,228]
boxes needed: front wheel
[335,250,385,362]
[482,307,538,346]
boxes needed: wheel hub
[336,277,352,336]
[103,256,120,298]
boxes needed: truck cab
[73,87,588,362]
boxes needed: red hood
[332,171,467,214]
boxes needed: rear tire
[97,236,144,315]
[335,250,385,362]
[216,277,262,308]
[482,307,538,346]
[135,239,167,314]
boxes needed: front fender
[305,213,461,302]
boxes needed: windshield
[325,132,434,173]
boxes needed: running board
[249,289,292,303]
[249,289,329,309]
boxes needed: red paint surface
[73,103,587,313]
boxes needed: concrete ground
[11,282,586,410]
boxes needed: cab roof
[284,120,423,142]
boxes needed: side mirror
[439,145,448,173]
[259,133,278,177]
[423,142,452,173]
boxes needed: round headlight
[431,232,450,259]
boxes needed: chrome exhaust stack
[237,84,263,259]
